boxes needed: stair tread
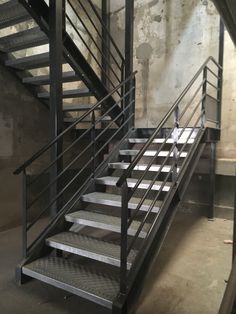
[95,176,171,191]
[119,149,187,158]
[5,52,51,69]
[108,162,179,173]
[0,0,31,29]
[38,88,92,99]
[46,232,137,268]
[23,71,80,85]
[128,138,194,144]
[63,104,98,111]
[82,192,161,213]
[0,27,48,52]
[65,210,150,238]
[23,256,118,308]
[64,116,111,123]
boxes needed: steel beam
[209,142,216,219]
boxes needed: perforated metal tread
[95,176,171,192]
[38,88,92,99]
[119,149,187,158]
[0,27,48,52]
[63,104,98,111]
[46,232,137,269]
[23,257,119,308]
[64,116,111,123]
[81,192,161,213]
[65,210,150,238]
[0,0,31,29]
[6,52,56,70]
[23,71,80,85]
[108,162,179,173]
[128,138,194,144]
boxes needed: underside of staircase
[0,1,224,313]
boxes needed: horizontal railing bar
[206,80,219,90]
[128,102,203,227]
[66,13,121,89]
[26,139,94,211]
[127,145,176,226]
[26,173,93,253]
[94,87,135,125]
[116,57,220,187]
[27,156,94,231]
[27,94,135,212]
[127,162,174,255]
[127,93,205,201]
[206,66,219,79]
[94,100,135,143]
[14,72,137,175]
[206,118,218,123]
[94,113,135,159]
[85,0,125,62]
[28,87,134,188]
[128,114,203,250]
[72,0,123,70]
[28,127,92,187]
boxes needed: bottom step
[23,257,119,309]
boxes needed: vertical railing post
[22,169,27,259]
[217,18,224,129]
[124,0,134,131]
[101,0,110,89]
[201,66,207,128]
[49,0,64,217]
[91,111,96,178]
[172,106,179,184]
[120,181,129,295]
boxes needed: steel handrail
[116,56,221,188]
[13,71,137,175]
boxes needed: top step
[0,0,31,29]
[128,138,194,144]
[0,27,48,52]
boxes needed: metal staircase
[0,1,224,313]
[0,0,124,126]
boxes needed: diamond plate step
[6,52,64,70]
[81,192,161,213]
[108,162,179,173]
[128,138,194,144]
[23,71,80,85]
[95,176,171,192]
[23,257,118,309]
[46,232,137,269]
[65,210,150,238]
[119,149,187,158]
[38,88,92,99]
[0,0,31,29]
[0,27,48,52]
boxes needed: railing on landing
[116,56,222,296]
[13,72,136,259]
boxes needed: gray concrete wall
[110,0,236,161]
[0,64,49,231]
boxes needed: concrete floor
[0,206,233,314]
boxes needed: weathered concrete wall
[111,0,236,160]
[0,64,49,231]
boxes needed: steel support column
[101,0,110,89]
[124,0,134,131]
[49,0,64,217]
[217,18,224,129]
[209,142,216,219]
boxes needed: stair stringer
[15,128,134,285]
